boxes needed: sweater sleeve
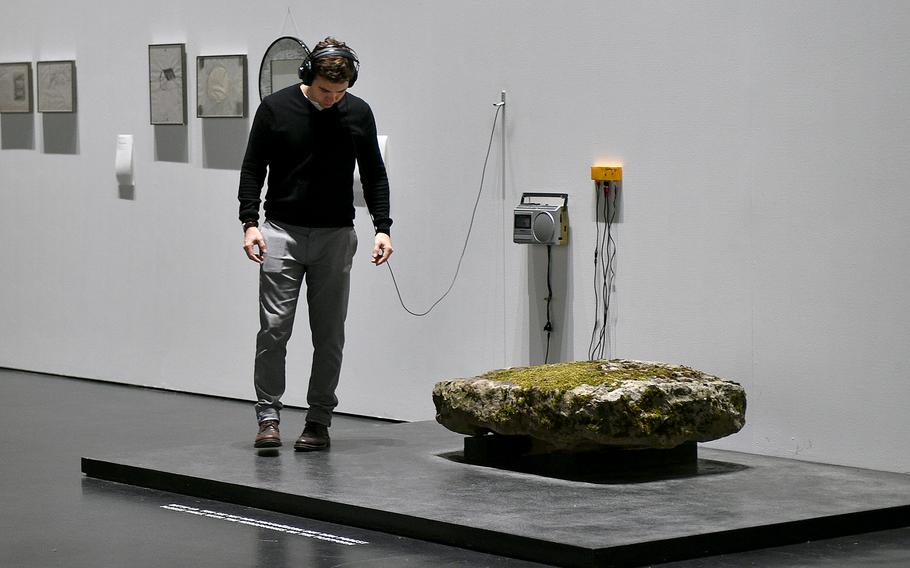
[237,102,274,223]
[355,106,393,235]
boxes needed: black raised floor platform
[82,420,910,567]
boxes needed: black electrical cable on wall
[589,181,617,360]
[382,103,503,317]
[544,244,553,364]
[589,182,603,359]
[604,181,617,356]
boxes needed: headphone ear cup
[299,59,314,85]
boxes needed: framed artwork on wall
[149,43,187,125]
[37,60,76,113]
[0,62,33,113]
[196,54,247,118]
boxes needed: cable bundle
[589,181,617,360]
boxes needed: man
[238,37,393,451]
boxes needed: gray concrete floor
[1,368,907,567]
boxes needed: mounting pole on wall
[498,90,507,368]
[500,90,506,200]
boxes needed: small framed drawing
[37,60,76,113]
[196,54,247,118]
[0,62,33,113]
[149,43,187,125]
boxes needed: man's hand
[372,233,393,266]
[243,226,267,263]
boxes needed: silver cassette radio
[513,193,569,245]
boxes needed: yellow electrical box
[591,166,623,182]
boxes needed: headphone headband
[309,45,359,64]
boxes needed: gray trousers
[254,220,358,427]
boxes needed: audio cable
[383,102,503,317]
[544,244,553,364]
[588,180,617,360]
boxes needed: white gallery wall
[1,1,908,473]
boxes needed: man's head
[299,37,359,87]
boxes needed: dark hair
[311,37,356,84]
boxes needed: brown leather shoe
[254,420,281,448]
[294,421,330,451]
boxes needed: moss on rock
[480,360,703,392]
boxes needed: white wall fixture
[115,134,134,186]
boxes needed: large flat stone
[433,359,747,451]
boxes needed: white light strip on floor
[161,504,369,546]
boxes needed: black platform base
[82,420,910,568]
[462,435,698,482]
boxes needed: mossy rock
[432,359,746,451]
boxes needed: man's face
[306,75,348,109]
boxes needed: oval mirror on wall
[258,36,310,100]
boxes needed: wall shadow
[1,113,35,149]
[201,117,248,170]
[527,241,572,365]
[590,181,624,224]
[154,124,189,163]
[118,184,135,201]
[42,112,79,154]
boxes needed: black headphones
[298,45,360,87]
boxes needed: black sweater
[237,84,392,234]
